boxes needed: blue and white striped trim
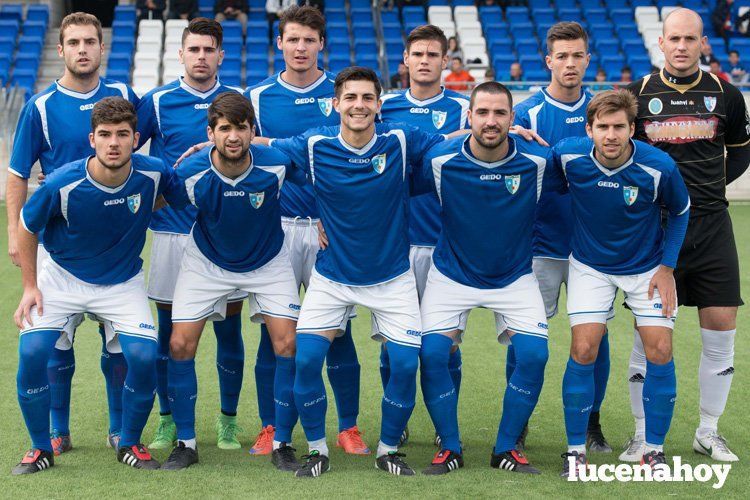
[258,309,299,321]
[568,309,611,315]
[116,330,158,343]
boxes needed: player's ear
[402,50,408,66]
[218,48,224,66]
[442,54,449,70]
[89,131,95,149]
[132,131,140,149]
[207,125,214,142]
[629,122,635,138]
[333,96,340,112]
[545,54,552,71]
[178,47,184,65]
[585,122,593,139]
[276,35,283,51]
[509,109,515,125]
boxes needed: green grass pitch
[0,204,748,498]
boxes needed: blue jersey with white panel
[271,122,445,286]
[548,137,691,275]
[20,154,183,285]
[175,144,306,273]
[380,87,470,246]
[419,134,550,289]
[245,71,339,219]
[137,78,244,234]
[513,87,593,259]
[9,78,139,178]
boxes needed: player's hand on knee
[317,221,328,249]
[649,265,676,318]
[14,287,43,329]
[509,125,549,146]
[174,141,213,167]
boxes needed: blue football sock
[119,335,157,448]
[293,334,330,443]
[155,307,172,414]
[99,325,126,434]
[379,343,390,391]
[213,314,244,415]
[274,355,298,443]
[326,321,361,431]
[562,356,595,448]
[505,344,516,383]
[420,335,461,452]
[592,331,611,413]
[448,347,462,396]
[255,325,276,427]
[168,357,198,441]
[381,342,419,447]
[18,330,59,452]
[495,334,548,453]
[643,359,676,446]
[47,345,75,435]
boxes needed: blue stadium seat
[590,24,614,40]
[452,0,474,5]
[428,0,450,5]
[248,10,266,22]
[604,0,629,9]
[489,40,514,57]
[381,11,399,24]
[729,39,750,52]
[555,0,578,9]
[350,0,370,6]
[557,8,583,23]
[17,35,43,55]
[528,0,549,8]
[507,7,532,25]
[383,26,402,41]
[327,26,349,39]
[351,11,373,24]
[536,23,555,40]
[0,4,23,22]
[519,54,545,72]
[0,19,19,39]
[531,8,555,25]
[106,69,130,84]
[22,21,46,39]
[493,53,517,70]
[220,71,242,87]
[515,38,540,55]
[326,11,346,24]
[595,40,620,57]
[630,0,652,7]
[509,23,534,40]
[108,53,133,73]
[402,7,426,25]
[14,53,40,72]
[221,58,242,73]
[584,9,608,25]
[478,6,502,22]
[600,55,623,76]
[328,41,350,55]
[247,20,268,38]
[525,69,550,82]
[222,21,243,40]
[248,0,265,7]
[26,5,50,25]
[223,38,243,58]
[113,5,137,24]
[484,23,509,40]
[616,24,640,40]
[245,35,267,50]
[356,53,378,69]
[0,37,15,57]
[621,38,647,54]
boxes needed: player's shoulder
[380,89,407,106]
[178,147,213,176]
[513,133,552,158]
[714,72,745,100]
[132,153,169,173]
[100,78,136,100]
[252,143,291,165]
[552,135,592,155]
[219,82,244,94]
[140,79,180,101]
[632,139,676,172]
[245,73,281,96]
[24,82,58,109]
[443,88,470,103]
[513,89,545,114]
[425,134,464,159]
[625,74,652,96]
[45,157,88,189]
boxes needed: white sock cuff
[376,441,398,458]
[700,328,736,359]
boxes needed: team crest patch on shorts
[623,186,639,205]
[249,192,265,209]
[505,174,520,194]
[372,153,386,174]
[432,110,447,129]
[127,193,141,214]
[318,98,333,117]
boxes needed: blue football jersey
[548,137,691,275]
[514,87,593,259]
[9,78,139,178]
[245,71,339,219]
[380,87,470,247]
[175,145,306,273]
[21,155,183,285]
[271,122,444,286]
[419,134,550,289]
[137,78,244,234]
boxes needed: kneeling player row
[12,76,688,477]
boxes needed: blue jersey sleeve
[270,135,311,174]
[513,105,531,129]
[410,153,437,196]
[9,100,44,179]
[405,126,445,170]
[543,146,568,194]
[126,85,140,107]
[157,161,190,209]
[135,94,157,150]
[20,181,60,234]
[658,165,691,268]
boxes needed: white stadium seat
[457,26,483,40]
[428,12,453,26]
[660,6,679,20]
[139,19,164,38]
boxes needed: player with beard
[6,12,139,456]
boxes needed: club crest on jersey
[623,186,639,205]
[704,96,717,113]
[505,174,520,194]
[249,192,265,209]
[127,194,141,214]
[318,98,333,117]
[371,153,386,174]
[432,110,447,129]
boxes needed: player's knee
[389,349,419,380]
[419,335,452,369]
[646,341,673,365]
[570,339,599,365]
[169,334,196,360]
[271,332,296,357]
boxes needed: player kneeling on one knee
[160,92,306,471]
[12,97,185,474]
[546,90,690,478]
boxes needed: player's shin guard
[99,325,126,434]
[47,345,75,435]
[213,314,244,416]
[168,357,198,441]
[592,332,610,413]
[381,342,418,447]
[495,334,548,452]
[562,357,595,448]
[420,335,460,452]
[629,329,647,433]
[327,322,361,431]
[643,359,676,447]
[505,344,516,383]
[449,347,462,396]
[379,344,390,391]
[255,325,276,427]
[294,334,330,442]
[698,329,735,434]
[119,335,157,448]
[274,355,297,443]
[18,331,59,452]
[155,308,172,414]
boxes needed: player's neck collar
[405,86,445,106]
[660,68,702,92]
[208,145,255,186]
[55,78,102,99]
[179,77,221,99]
[541,87,587,112]
[589,139,636,176]
[337,129,378,156]
[461,134,517,168]
[85,156,133,193]
[277,70,327,93]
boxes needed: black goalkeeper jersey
[627,69,750,216]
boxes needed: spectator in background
[447,37,463,61]
[699,41,719,71]
[484,67,495,82]
[619,65,632,84]
[591,67,610,91]
[444,56,475,90]
[267,0,297,23]
[215,0,249,34]
[301,0,326,12]
[728,50,749,84]
[169,0,199,20]
[390,62,410,89]
[712,0,735,40]
[509,61,523,82]
[710,60,731,81]
[137,0,166,21]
